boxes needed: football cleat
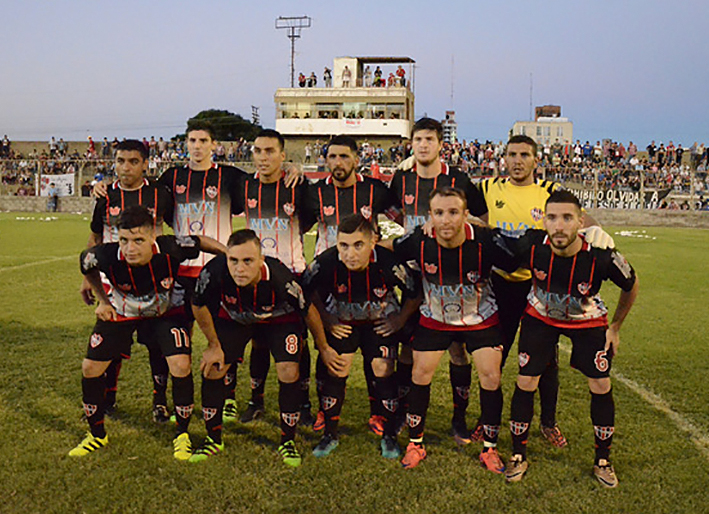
[368,415,386,436]
[479,447,506,474]
[505,454,529,483]
[222,399,238,424]
[278,440,302,467]
[593,459,619,488]
[451,420,473,446]
[541,423,569,448]
[313,410,326,432]
[69,432,108,457]
[380,435,401,459]
[299,408,315,427]
[470,421,484,442]
[172,433,192,461]
[189,436,224,463]
[152,404,170,424]
[240,402,265,423]
[312,434,339,458]
[401,442,427,469]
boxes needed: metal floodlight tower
[275,16,312,88]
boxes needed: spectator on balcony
[299,73,306,88]
[374,66,383,87]
[396,65,406,87]
[342,65,352,87]
[324,67,332,87]
[307,72,317,87]
[363,66,372,87]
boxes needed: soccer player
[69,206,225,459]
[502,190,638,488]
[189,229,329,467]
[80,139,174,423]
[389,117,488,445]
[387,187,517,471]
[477,134,612,447]
[303,214,420,458]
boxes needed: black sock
[315,354,328,411]
[223,362,238,401]
[450,362,472,426]
[202,377,225,444]
[539,356,559,427]
[299,343,311,410]
[148,347,169,407]
[172,374,194,435]
[82,376,106,438]
[279,380,300,444]
[249,343,270,406]
[103,359,121,407]
[322,375,347,438]
[407,383,431,442]
[510,385,535,458]
[363,355,379,417]
[590,389,615,463]
[375,374,399,437]
[480,386,503,446]
[395,361,412,417]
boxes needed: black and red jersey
[80,235,201,320]
[302,245,418,323]
[90,179,173,242]
[157,164,245,277]
[392,225,516,331]
[504,229,637,328]
[389,163,487,233]
[302,173,398,256]
[236,175,308,274]
[192,255,309,325]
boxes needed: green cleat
[69,432,108,457]
[278,440,302,467]
[223,399,238,424]
[312,434,339,458]
[189,436,224,463]
[380,435,401,459]
[173,433,192,461]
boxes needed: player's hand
[200,345,225,377]
[422,218,434,237]
[79,276,95,305]
[320,345,347,375]
[283,163,304,188]
[605,325,620,357]
[329,323,352,340]
[580,226,615,249]
[373,313,404,337]
[92,180,108,198]
[95,302,117,321]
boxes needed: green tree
[180,109,262,141]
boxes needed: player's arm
[80,231,104,305]
[305,301,347,375]
[606,275,639,356]
[84,269,117,321]
[196,235,227,255]
[283,162,304,188]
[192,304,226,376]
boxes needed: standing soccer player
[502,190,638,488]
[70,206,224,459]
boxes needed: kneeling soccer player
[502,190,638,488]
[190,229,328,467]
[303,214,420,458]
[69,205,224,460]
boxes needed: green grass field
[1,212,708,513]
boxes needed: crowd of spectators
[296,65,408,89]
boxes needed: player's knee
[588,377,611,394]
[167,355,192,378]
[82,359,107,378]
[517,374,539,392]
[276,362,300,383]
[371,358,394,377]
[478,368,501,390]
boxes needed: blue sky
[1,0,707,146]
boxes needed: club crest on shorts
[373,286,387,298]
[83,403,97,418]
[323,205,335,217]
[90,333,103,348]
[467,271,480,283]
[406,413,422,428]
[594,425,615,441]
[109,206,121,217]
[175,184,187,195]
[360,205,372,219]
[247,198,257,209]
[534,268,547,281]
[424,262,438,274]
[404,194,415,205]
[578,281,591,295]
[283,202,295,216]
[282,412,300,427]
[202,407,217,421]
[510,420,529,436]
[161,277,174,289]
[206,185,218,199]
[176,405,193,419]
[518,352,530,367]
[322,396,337,410]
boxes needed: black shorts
[327,324,398,361]
[411,324,503,353]
[491,274,531,358]
[517,314,612,379]
[86,316,192,362]
[215,318,304,364]
[174,275,197,322]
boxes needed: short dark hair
[507,135,538,156]
[115,139,148,160]
[117,205,154,230]
[338,213,375,236]
[545,189,582,212]
[256,129,285,150]
[412,117,443,141]
[186,119,217,141]
[227,229,261,249]
[327,135,358,155]
[428,186,467,206]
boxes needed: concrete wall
[0,195,94,213]
[586,208,709,228]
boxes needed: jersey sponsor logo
[177,200,215,216]
[382,398,399,413]
[161,277,174,289]
[495,199,505,209]
[443,303,462,314]
[175,184,187,195]
[83,403,97,418]
[373,286,387,298]
[455,386,470,400]
[360,205,372,219]
[495,220,532,237]
[249,218,291,232]
[175,405,193,419]
[404,194,415,205]
[322,396,338,410]
[518,352,530,367]
[530,207,544,222]
[282,411,300,427]
[90,333,103,348]
[406,413,422,428]
[577,282,591,295]
[247,198,257,208]
[283,202,295,216]
[206,185,218,199]
[323,205,335,217]
[510,420,529,436]
[594,425,615,441]
[337,284,347,294]
[533,268,547,281]
[405,214,428,230]
[467,271,480,283]
[423,262,438,274]
[202,407,217,421]
[109,206,121,216]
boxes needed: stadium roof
[354,56,415,64]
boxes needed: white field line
[558,343,709,460]
[0,255,75,273]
